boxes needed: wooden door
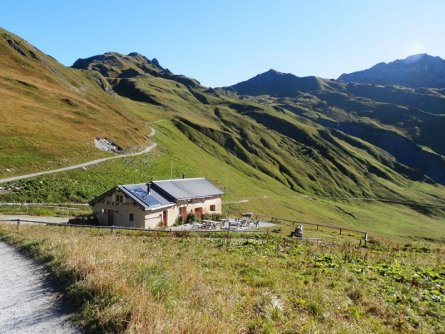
[162,210,168,227]
[179,207,187,219]
[195,207,203,218]
[107,209,114,226]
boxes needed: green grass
[0,204,88,217]
[2,120,445,243]
[0,224,443,333]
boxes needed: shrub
[186,213,201,224]
[174,217,184,226]
[202,213,222,221]
[347,288,363,302]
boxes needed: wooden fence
[0,218,269,237]
[254,214,368,244]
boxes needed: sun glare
[407,41,426,55]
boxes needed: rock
[6,39,26,57]
[94,138,123,154]
[152,58,161,68]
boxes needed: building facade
[89,178,223,229]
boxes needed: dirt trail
[0,214,68,224]
[0,127,157,185]
[0,242,78,333]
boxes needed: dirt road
[0,214,69,224]
[0,242,78,333]
[0,127,157,185]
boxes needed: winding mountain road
[0,128,157,185]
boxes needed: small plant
[307,302,322,316]
[186,213,201,224]
[202,213,222,221]
[174,217,184,226]
[349,306,361,320]
[347,287,363,302]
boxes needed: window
[116,195,124,203]
[210,205,216,212]
[129,213,134,222]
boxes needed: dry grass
[0,224,443,334]
[0,29,154,177]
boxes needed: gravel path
[0,127,157,185]
[0,242,78,333]
[0,214,69,224]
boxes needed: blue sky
[1,0,445,87]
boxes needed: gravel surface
[0,242,78,333]
[170,221,275,231]
[0,215,69,224]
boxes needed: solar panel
[117,178,223,208]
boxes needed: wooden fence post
[16,218,20,229]
[339,228,342,235]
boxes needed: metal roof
[151,178,224,200]
[119,184,174,210]
[90,178,223,210]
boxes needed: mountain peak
[151,58,161,68]
[339,54,445,88]
[266,68,282,74]
[72,51,165,78]
[127,51,143,57]
[403,53,429,63]
[225,69,333,97]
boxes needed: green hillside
[0,28,151,178]
[225,69,445,184]
[1,28,445,242]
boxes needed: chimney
[182,173,186,179]
[146,183,151,193]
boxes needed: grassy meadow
[0,224,443,333]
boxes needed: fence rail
[0,219,268,236]
[254,214,368,243]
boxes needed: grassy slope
[0,29,149,177]
[3,120,445,242]
[0,225,443,333]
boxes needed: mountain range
[339,53,445,88]
[1,27,445,239]
[224,59,445,184]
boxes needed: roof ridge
[152,177,205,183]
[119,182,147,187]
